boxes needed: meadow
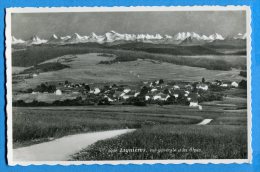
[12,53,245,93]
[13,105,202,147]
[71,124,247,160]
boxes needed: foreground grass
[71,124,247,160]
[13,105,202,147]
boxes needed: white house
[173,85,180,90]
[231,81,239,87]
[145,95,150,101]
[55,89,62,95]
[33,73,38,77]
[134,92,140,97]
[123,88,131,93]
[153,93,170,101]
[220,83,228,87]
[173,94,179,98]
[122,94,134,100]
[93,88,101,94]
[151,88,157,92]
[189,101,199,107]
[196,83,208,91]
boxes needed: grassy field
[71,124,247,160]
[12,53,245,92]
[13,96,247,145]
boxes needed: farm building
[93,88,101,94]
[153,93,170,101]
[196,83,208,91]
[32,73,38,77]
[231,81,239,87]
[55,89,62,95]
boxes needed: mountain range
[12,31,247,45]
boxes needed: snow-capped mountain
[208,33,225,41]
[65,33,89,43]
[233,33,247,40]
[27,35,47,45]
[173,32,201,41]
[11,31,247,46]
[48,34,62,43]
[12,36,25,44]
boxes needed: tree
[159,79,164,84]
[140,86,149,96]
[239,80,247,89]
[47,85,56,93]
[84,85,90,92]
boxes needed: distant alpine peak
[29,35,47,44]
[209,33,225,40]
[12,36,25,44]
[12,31,247,45]
[233,33,247,40]
[51,34,59,39]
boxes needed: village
[14,76,246,109]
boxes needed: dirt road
[13,129,135,162]
[196,119,213,125]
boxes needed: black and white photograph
[6,6,251,165]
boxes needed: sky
[11,11,247,40]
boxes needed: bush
[239,80,247,89]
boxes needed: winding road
[13,129,135,162]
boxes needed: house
[151,88,158,92]
[122,91,135,100]
[113,91,122,99]
[185,84,193,91]
[220,83,228,87]
[173,94,179,98]
[189,101,199,107]
[122,94,134,100]
[188,93,199,107]
[104,95,114,102]
[32,73,38,77]
[231,81,239,87]
[145,95,150,101]
[184,91,190,97]
[153,93,170,101]
[134,92,140,97]
[93,88,101,94]
[173,85,180,90]
[123,88,131,94]
[196,83,208,91]
[55,89,62,95]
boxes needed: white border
[5,6,252,166]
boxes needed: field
[71,125,247,160]
[13,99,247,158]
[12,53,246,93]
[13,88,247,159]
